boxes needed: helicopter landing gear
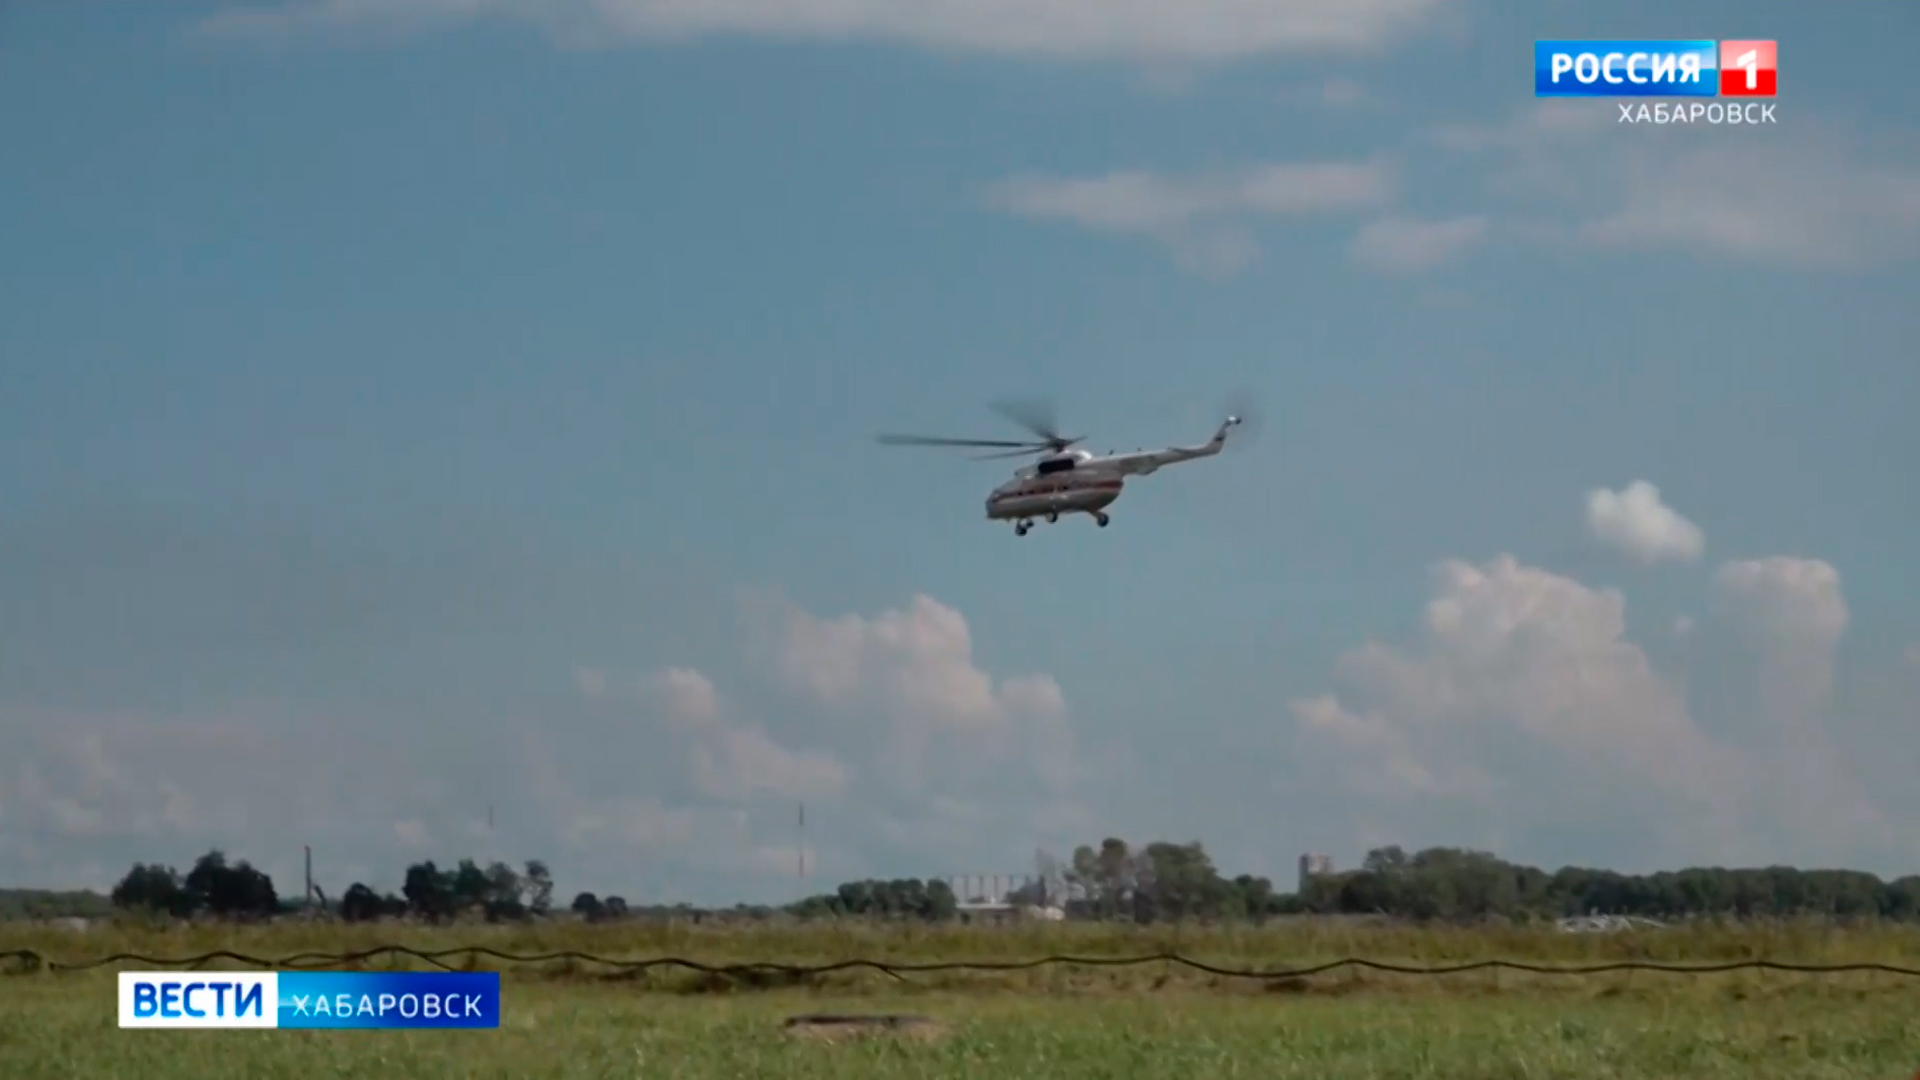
[1094,512,1110,528]
[1014,520,1031,536]
[1046,512,1059,523]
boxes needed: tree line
[1300,845,1920,922]
[81,840,1920,924]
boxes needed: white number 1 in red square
[1719,40,1776,97]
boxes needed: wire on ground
[4,947,1919,979]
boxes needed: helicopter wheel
[1015,521,1030,536]
[1046,512,1059,523]
[1094,512,1110,528]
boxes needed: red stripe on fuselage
[990,479,1122,504]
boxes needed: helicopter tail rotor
[1220,386,1263,449]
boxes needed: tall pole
[304,845,313,910]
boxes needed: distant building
[1297,853,1333,894]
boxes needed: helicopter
[877,401,1246,535]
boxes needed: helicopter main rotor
[876,398,1086,459]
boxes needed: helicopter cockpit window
[1036,458,1075,475]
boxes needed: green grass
[6,977,1920,1079]
[6,919,1920,1077]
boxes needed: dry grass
[6,919,1920,1078]
[8,913,1920,971]
[7,914,1920,1000]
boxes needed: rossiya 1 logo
[1533,39,1777,125]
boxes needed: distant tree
[571,891,603,921]
[788,878,958,920]
[1886,877,1920,920]
[601,895,628,919]
[450,859,490,913]
[924,878,958,920]
[481,861,526,921]
[339,883,384,922]
[111,863,190,917]
[523,861,554,915]
[183,851,279,919]
[403,861,455,921]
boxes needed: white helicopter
[878,401,1246,535]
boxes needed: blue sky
[2,0,1917,904]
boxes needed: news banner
[118,971,500,1029]
[1534,39,1778,124]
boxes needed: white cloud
[0,588,1103,900]
[640,666,721,729]
[989,162,1389,275]
[1580,140,1920,270]
[1288,554,1760,865]
[1429,104,1920,271]
[628,664,850,800]
[1348,214,1487,273]
[1707,556,1880,841]
[1283,549,1889,867]
[195,0,1455,60]
[688,727,847,802]
[753,592,1082,791]
[1712,557,1848,652]
[1710,556,1848,703]
[1584,480,1705,564]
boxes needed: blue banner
[277,971,500,1029]
[1535,40,1719,97]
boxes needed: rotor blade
[988,398,1063,443]
[877,434,1043,449]
[971,446,1047,460]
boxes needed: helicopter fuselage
[985,468,1124,523]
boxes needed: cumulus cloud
[1712,557,1849,649]
[1307,555,1740,794]
[1711,556,1848,705]
[750,592,1082,792]
[1288,554,1762,866]
[989,162,1389,275]
[0,589,1103,901]
[628,664,849,801]
[1707,556,1880,841]
[1348,214,1487,273]
[1584,480,1705,564]
[195,0,1454,60]
[640,666,721,729]
[1285,550,1899,870]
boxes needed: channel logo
[118,971,500,1029]
[1535,40,1776,97]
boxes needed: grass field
[6,918,1920,1078]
